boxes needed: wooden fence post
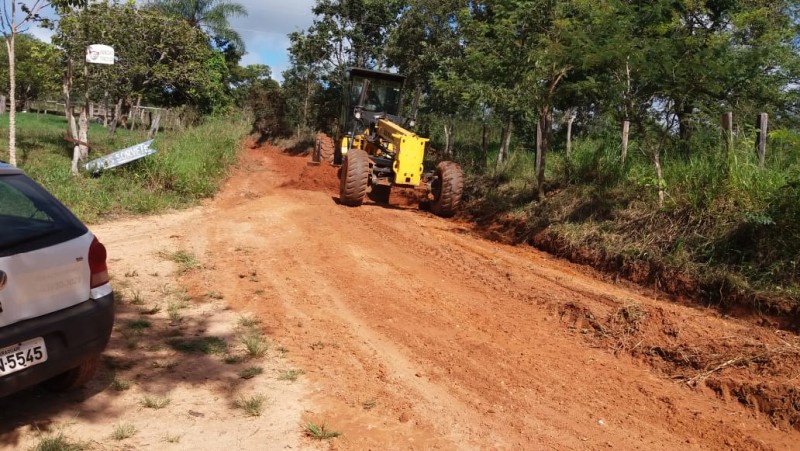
[722,112,733,154]
[756,113,768,168]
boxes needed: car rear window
[0,174,87,256]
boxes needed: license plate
[0,337,48,377]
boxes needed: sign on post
[86,44,114,65]
[84,140,156,173]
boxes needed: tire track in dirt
[177,143,800,450]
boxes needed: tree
[54,1,231,172]
[0,34,61,108]
[229,63,272,106]
[151,0,247,52]
[0,0,86,166]
[387,0,464,155]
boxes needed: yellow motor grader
[313,67,463,217]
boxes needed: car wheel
[43,354,101,392]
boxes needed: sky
[28,0,318,84]
[229,0,317,81]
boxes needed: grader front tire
[430,161,464,218]
[339,148,370,206]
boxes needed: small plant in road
[305,421,341,440]
[110,423,137,441]
[234,394,267,417]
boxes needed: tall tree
[0,0,86,166]
[151,0,247,52]
[55,1,230,172]
[0,34,61,108]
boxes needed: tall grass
[463,116,800,300]
[0,113,249,223]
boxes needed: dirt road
[3,141,800,450]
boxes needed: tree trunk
[757,113,768,168]
[148,111,162,139]
[303,77,311,136]
[443,121,453,156]
[109,98,122,135]
[497,117,512,164]
[721,112,733,155]
[566,110,576,159]
[621,120,630,164]
[6,33,17,166]
[481,121,489,161]
[0,95,6,114]
[71,60,90,174]
[653,150,665,208]
[129,96,141,130]
[103,91,109,127]
[536,110,553,200]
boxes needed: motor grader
[313,67,463,217]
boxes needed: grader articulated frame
[313,67,463,217]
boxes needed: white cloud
[229,0,317,82]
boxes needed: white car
[0,162,114,396]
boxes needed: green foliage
[249,82,288,139]
[167,336,228,355]
[0,113,247,223]
[151,0,248,53]
[53,2,232,114]
[0,34,61,104]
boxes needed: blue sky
[29,0,318,83]
[229,0,317,81]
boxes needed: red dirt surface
[173,140,800,450]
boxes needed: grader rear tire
[430,161,464,218]
[315,132,334,162]
[339,148,370,206]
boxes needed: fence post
[721,112,733,154]
[756,112,768,168]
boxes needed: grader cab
[313,67,463,218]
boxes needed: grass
[234,394,267,417]
[130,290,144,305]
[304,421,341,440]
[110,375,133,391]
[162,434,181,444]
[32,432,88,451]
[110,423,137,441]
[160,250,200,273]
[224,354,246,365]
[238,366,264,379]
[241,333,270,358]
[0,113,249,224]
[126,319,152,331]
[140,395,171,409]
[167,336,228,355]
[167,300,188,323]
[278,368,305,382]
[237,314,262,328]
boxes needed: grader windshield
[347,68,404,116]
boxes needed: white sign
[85,140,156,173]
[86,44,114,65]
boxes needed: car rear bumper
[0,292,114,397]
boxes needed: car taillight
[89,237,109,288]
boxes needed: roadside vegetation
[1,0,798,312]
[274,1,800,311]
[0,112,248,223]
